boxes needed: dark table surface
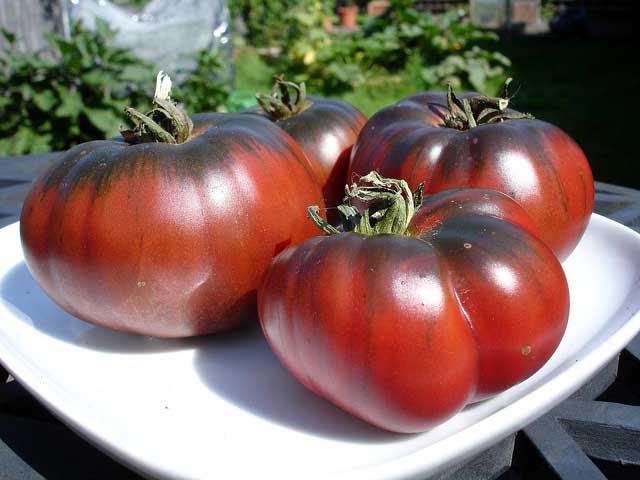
[1,153,640,479]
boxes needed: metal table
[1,153,639,479]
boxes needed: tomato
[252,76,366,212]
[20,78,324,338]
[259,172,569,433]
[348,82,594,260]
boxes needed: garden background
[1,0,638,187]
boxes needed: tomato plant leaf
[33,90,58,112]
[84,108,120,136]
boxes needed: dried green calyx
[121,71,193,144]
[308,171,424,236]
[443,78,534,131]
[256,74,312,121]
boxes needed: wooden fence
[0,0,65,54]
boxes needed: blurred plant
[174,49,257,113]
[112,0,152,9]
[0,20,248,155]
[362,5,501,72]
[0,20,155,156]
[422,46,511,93]
[272,1,365,94]
[229,0,334,47]
[541,0,557,19]
[173,49,231,113]
[272,1,511,96]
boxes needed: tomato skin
[249,96,367,210]
[259,189,569,433]
[349,92,594,260]
[20,113,324,338]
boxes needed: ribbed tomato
[252,76,366,211]
[20,87,324,338]
[259,172,569,433]
[349,83,594,260]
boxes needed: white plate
[1,214,640,480]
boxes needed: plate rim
[1,214,640,480]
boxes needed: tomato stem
[443,78,534,131]
[308,172,422,236]
[256,75,312,121]
[121,71,193,145]
[307,206,340,234]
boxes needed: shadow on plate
[192,324,407,443]
[0,262,195,354]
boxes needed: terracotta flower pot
[338,6,358,29]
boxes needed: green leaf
[468,65,487,92]
[33,90,58,111]
[81,68,108,87]
[19,83,34,100]
[491,51,512,66]
[1,29,16,46]
[29,133,54,154]
[0,137,13,156]
[95,18,116,42]
[75,35,93,67]
[84,108,120,137]
[55,90,83,118]
[12,126,35,155]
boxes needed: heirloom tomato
[20,73,323,338]
[259,172,569,433]
[251,76,366,212]
[349,81,594,260]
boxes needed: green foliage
[111,0,152,10]
[541,0,557,19]
[0,20,155,156]
[422,46,511,93]
[272,3,511,97]
[0,21,240,156]
[271,2,364,94]
[173,49,231,113]
[229,0,333,47]
[173,49,257,113]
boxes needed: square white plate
[1,214,640,480]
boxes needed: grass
[233,49,426,118]
[235,35,640,187]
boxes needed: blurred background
[0,0,637,187]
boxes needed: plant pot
[367,1,390,17]
[338,6,358,29]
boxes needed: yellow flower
[303,50,317,65]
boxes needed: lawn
[235,35,640,188]
[234,48,426,118]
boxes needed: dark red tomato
[259,173,569,433]
[20,112,324,338]
[349,86,594,261]
[251,76,366,211]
